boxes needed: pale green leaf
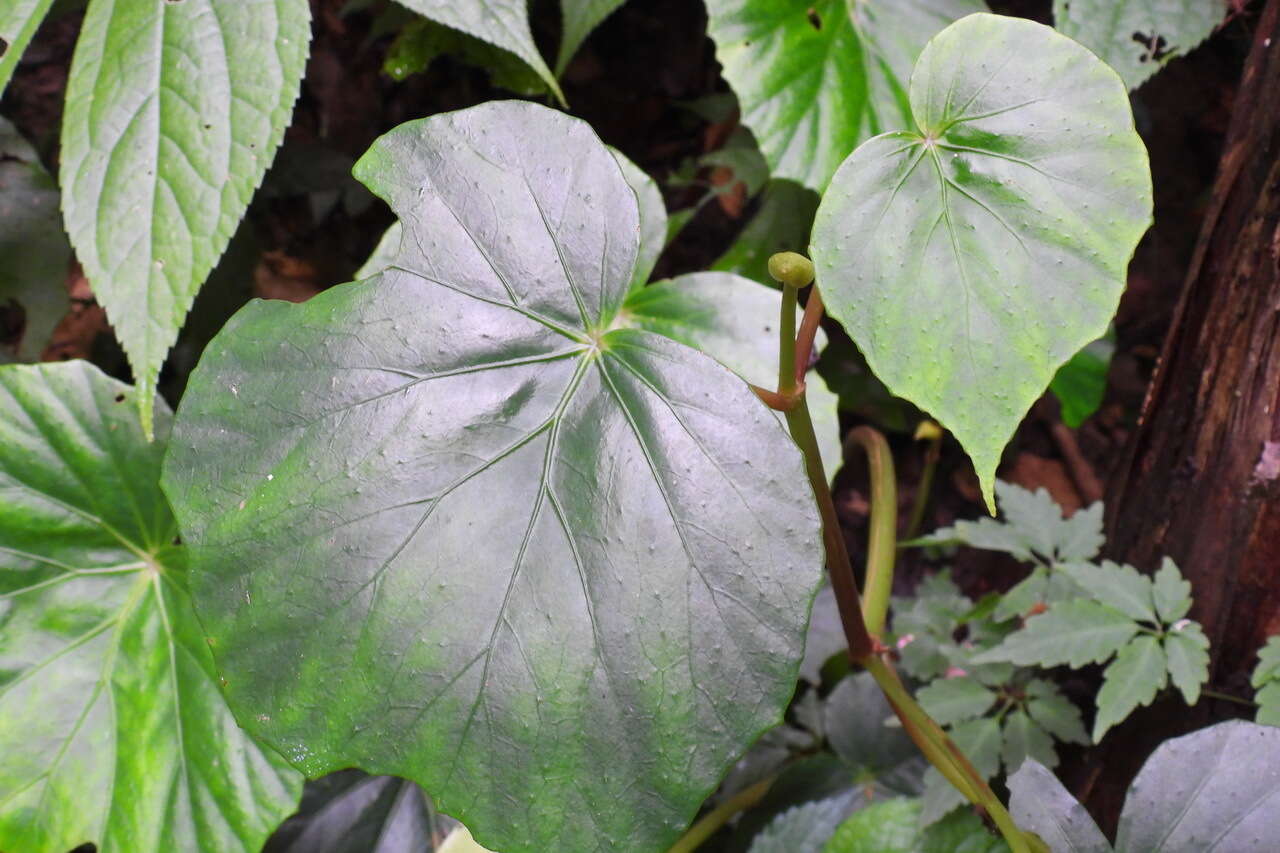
[973,600,1138,668]
[920,716,1001,825]
[356,222,404,280]
[1025,680,1089,746]
[0,117,69,362]
[919,809,1008,852]
[395,0,561,99]
[1150,556,1192,623]
[1008,761,1111,853]
[0,0,54,95]
[60,0,311,436]
[1093,635,1167,742]
[1163,622,1209,707]
[1053,0,1228,91]
[1257,682,1280,728]
[0,361,302,852]
[823,798,919,853]
[624,272,843,480]
[1254,636,1280,688]
[917,676,997,726]
[1001,710,1058,773]
[1056,561,1155,623]
[1116,720,1280,851]
[611,148,668,292]
[811,14,1153,508]
[993,567,1050,621]
[748,794,855,853]
[705,0,985,192]
[555,0,626,74]
[161,101,824,853]
[712,180,820,286]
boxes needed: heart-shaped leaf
[705,0,987,192]
[162,101,824,853]
[0,0,53,96]
[810,13,1152,507]
[60,0,311,436]
[0,360,302,852]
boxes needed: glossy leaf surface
[705,0,986,192]
[0,361,302,852]
[1008,761,1111,853]
[811,14,1152,508]
[60,0,311,436]
[0,0,53,95]
[0,118,69,362]
[1053,0,1227,90]
[163,101,824,853]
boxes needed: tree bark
[1091,0,1280,826]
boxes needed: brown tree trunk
[1088,0,1280,827]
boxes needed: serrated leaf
[705,0,985,192]
[748,793,857,853]
[974,600,1139,668]
[1151,556,1192,623]
[1002,710,1058,774]
[1115,720,1280,851]
[996,481,1072,561]
[1054,501,1106,564]
[920,716,1002,826]
[919,808,1009,853]
[554,0,626,74]
[60,0,311,436]
[1056,561,1155,623]
[917,677,998,726]
[624,272,843,479]
[823,798,919,853]
[1093,635,1167,742]
[265,771,446,853]
[1163,622,1209,706]
[994,567,1050,621]
[1025,680,1089,746]
[161,101,825,853]
[1050,334,1113,428]
[0,0,53,95]
[0,361,302,852]
[1254,636,1280,688]
[1008,761,1111,853]
[811,14,1152,509]
[1257,682,1280,728]
[712,180,821,286]
[396,0,562,101]
[0,117,69,362]
[1053,0,1228,91]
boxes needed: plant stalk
[843,426,897,639]
[665,777,774,853]
[904,421,943,541]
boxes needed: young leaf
[917,676,998,726]
[0,361,302,852]
[1150,556,1192,623]
[60,0,311,436]
[823,798,920,853]
[0,0,53,95]
[1163,622,1209,706]
[1093,635,1167,742]
[1007,761,1111,853]
[1025,680,1089,746]
[973,600,1139,668]
[811,14,1153,509]
[555,0,626,75]
[0,117,69,362]
[623,272,843,478]
[1251,636,1280,727]
[704,0,985,192]
[265,772,444,853]
[1053,0,1228,91]
[1115,720,1280,851]
[1055,561,1155,624]
[1001,709,1058,774]
[395,1,562,101]
[162,102,825,853]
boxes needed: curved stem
[905,422,943,541]
[665,777,774,853]
[794,288,825,386]
[843,426,897,639]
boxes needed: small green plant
[1253,636,1280,727]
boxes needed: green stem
[904,422,943,541]
[1202,688,1258,708]
[843,426,897,639]
[777,283,798,395]
[665,777,774,853]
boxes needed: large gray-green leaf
[161,101,824,853]
[1008,761,1111,853]
[1053,0,1227,91]
[0,360,302,853]
[59,0,311,437]
[810,14,1152,508]
[1116,720,1280,851]
[623,271,843,479]
[555,0,626,74]
[705,0,986,192]
[396,0,562,101]
[0,0,54,95]
[0,117,69,362]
